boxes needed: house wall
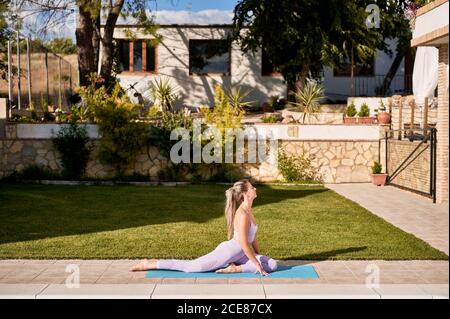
[436,44,449,202]
[323,39,406,101]
[112,26,287,109]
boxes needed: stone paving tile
[0,260,26,264]
[195,278,230,284]
[53,260,85,265]
[81,260,114,266]
[78,276,101,284]
[95,276,133,284]
[417,284,450,299]
[161,278,196,284]
[261,278,326,284]
[0,284,48,299]
[151,284,265,299]
[0,275,42,283]
[263,284,380,299]
[30,276,66,284]
[36,284,155,299]
[228,278,261,284]
[373,285,432,299]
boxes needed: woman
[130,179,277,276]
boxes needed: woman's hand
[254,262,269,276]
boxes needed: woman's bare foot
[216,263,242,274]
[129,259,158,272]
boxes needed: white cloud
[117,9,234,25]
[154,9,233,25]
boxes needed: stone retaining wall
[0,137,380,183]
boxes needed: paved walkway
[0,260,448,285]
[0,259,448,298]
[326,183,449,255]
[0,283,448,299]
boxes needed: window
[117,40,157,73]
[333,59,375,77]
[261,49,280,76]
[189,40,230,75]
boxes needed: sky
[20,0,241,40]
[154,0,239,11]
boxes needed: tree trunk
[75,5,96,87]
[381,51,406,96]
[92,15,101,74]
[99,0,125,87]
[295,65,310,92]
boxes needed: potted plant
[344,102,357,124]
[357,103,373,124]
[376,99,391,124]
[370,161,388,186]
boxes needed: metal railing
[0,31,77,113]
[384,127,437,203]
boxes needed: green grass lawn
[0,182,447,260]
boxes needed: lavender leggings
[156,239,278,273]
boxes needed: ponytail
[224,179,249,240]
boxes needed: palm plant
[150,77,179,112]
[288,81,326,124]
[225,86,254,113]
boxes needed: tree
[231,0,416,95]
[77,0,159,88]
[16,0,159,88]
[45,38,77,54]
[0,0,12,80]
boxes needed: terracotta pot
[344,117,357,124]
[370,173,388,186]
[377,111,391,124]
[357,117,376,124]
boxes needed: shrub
[278,150,322,183]
[225,86,254,111]
[17,164,60,180]
[378,99,386,111]
[345,103,357,117]
[288,81,326,123]
[262,115,279,123]
[358,103,370,117]
[201,85,245,135]
[52,123,92,179]
[92,83,150,177]
[208,164,245,183]
[149,77,179,112]
[96,106,150,177]
[371,161,383,174]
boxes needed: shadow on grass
[284,246,369,261]
[0,182,329,245]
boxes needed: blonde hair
[224,179,250,240]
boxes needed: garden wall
[0,126,380,183]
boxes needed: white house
[108,24,408,108]
[110,24,287,110]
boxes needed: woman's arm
[235,212,259,266]
[252,238,260,255]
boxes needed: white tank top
[233,222,258,243]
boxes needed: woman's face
[245,182,257,201]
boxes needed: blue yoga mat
[146,265,318,279]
